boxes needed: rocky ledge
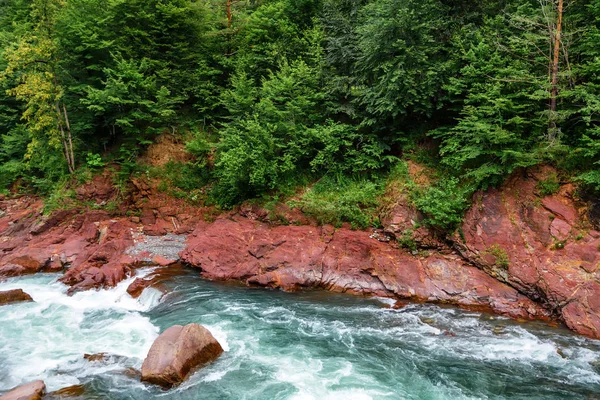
[180,217,547,320]
[455,167,600,338]
[1,166,600,339]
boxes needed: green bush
[148,161,210,204]
[289,174,385,229]
[536,173,561,197]
[412,177,470,232]
[86,153,105,169]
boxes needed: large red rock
[0,289,33,306]
[141,324,224,388]
[0,380,46,400]
[181,218,549,320]
[455,167,600,338]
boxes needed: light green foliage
[412,178,471,232]
[43,178,77,214]
[537,173,561,196]
[397,229,418,252]
[289,174,385,229]
[147,161,210,204]
[485,244,510,269]
[386,160,470,233]
[85,153,104,169]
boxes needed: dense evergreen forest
[1,0,600,230]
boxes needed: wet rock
[0,289,33,306]
[492,327,505,335]
[126,278,152,299]
[83,353,127,364]
[181,218,549,320]
[0,257,43,277]
[141,324,224,388]
[0,380,46,400]
[454,166,600,338]
[123,367,142,380]
[392,300,409,310]
[127,264,187,299]
[46,384,85,398]
[0,264,31,278]
[83,353,108,362]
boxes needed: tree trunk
[549,0,564,142]
[226,0,232,29]
[62,103,75,172]
[56,102,74,174]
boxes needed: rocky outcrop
[379,161,444,249]
[454,167,600,338]
[181,217,549,320]
[75,173,116,204]
[0,197,186,293]
[0,380,46,400]
[141,324,224,388]
[4,164,600,338]
[0,289,33,306]
[0,198,135,292]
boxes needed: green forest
[1,0,599,231]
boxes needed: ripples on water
[0,269,599,399]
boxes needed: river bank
[2,166,600,339]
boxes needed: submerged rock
[0,289,33,306]
[141,324,223,388]
[126,263,187,299]
[0,380,46,400]
[83,353,128,364]
[46,384,85,398]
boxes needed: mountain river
[1,269,600,399]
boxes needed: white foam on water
[3,271,600,399]
[203,324,230,352]
[373,297,396,307]
[0,272,161,392]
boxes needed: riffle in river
[0,269,599,399]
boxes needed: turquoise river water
[1,269,600,399]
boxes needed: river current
[1,269,599,399]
